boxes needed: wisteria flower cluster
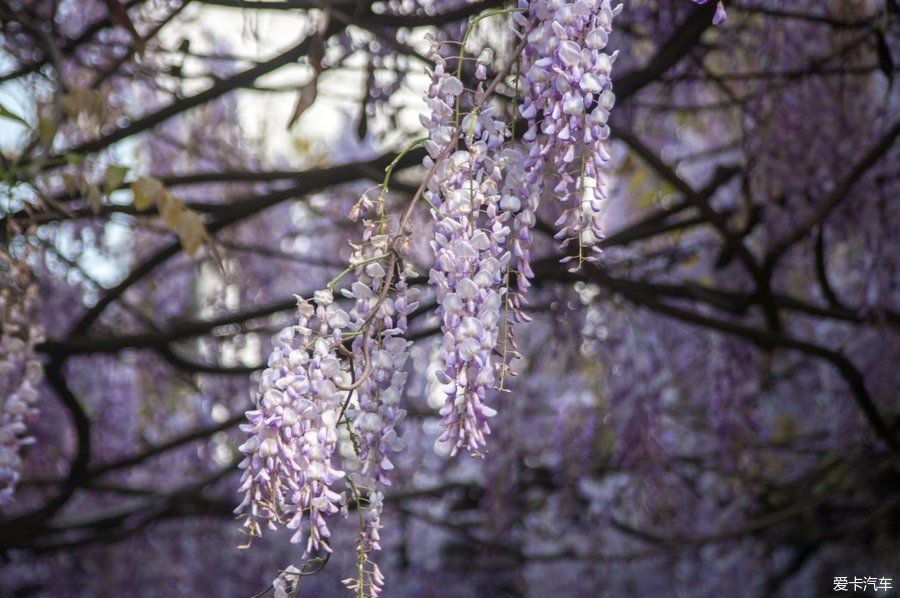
[236,303,348,555]
[237,172,419,596]
[515,0,621,266]
[423,42,511,456]
[238,1,620,593]
[0,245,44,506]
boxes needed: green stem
[381,136,428,195]
[327,253,390,291]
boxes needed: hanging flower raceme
[341,235,417,597]
[343,490,386,596]
[423,42,511,456]
[237,2,624,592]
[238,186,418,595]
[344,245,413,489]
[0,247,44,507]
[236,293,350,556]
[498,144,534,322]
[515,0,621,267]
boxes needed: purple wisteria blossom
[239,178,418,592]
[5,0,900,596]
[343,491,386,596]
[342,239,418,595]
[236,295,349,556]
[0,248,44,506]
[423,42,511,456]
[344,258,414,489]
[515,0,621,264]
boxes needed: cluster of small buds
[287,293,352,554]
[420,51,463,163]
[498,146,535,313]
[345,281,413,488]
[336,238,410,479]
[515,0,621,264]
[422,42,511,456]
[509,141,544,297]
[488,147,530,388]
[344,491,386,596]
[0,250,44,506]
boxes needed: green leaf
[83,182,102,215]
[61,172,81,196]
[129,175,208,255]
[60,93,81,120]
[628,169,649,201]
[131,176,164,211]
[60,87,107,121]
[103,165,129,195]
[0,102,28,127]
[176,209,207,256]
[38,117,58,147]
[158,192,182,228]
[65,152,85,166]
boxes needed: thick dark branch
[158,345,260,375]
[90,1,191,88]
[611,125,764,281]
[614,0,719,99]
[42,296,296,355]
[89,414,246,477]
[611,124,784,332]
[0,357,92,539]
[531,258,899,455]
[197,0,505,28]
[0,0,145,83]
[8,459,241,551]
[764,120,900,269]
[814,225,845,310]
[733,2,883,28]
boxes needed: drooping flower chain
[423,41,512,456]
[238,2,622,593]
[342,234,417,596]
[0,245,44,507]
[239,270,409,476]
[236,296,350,555]
[515,0,620,267]
[237,194,418,597]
